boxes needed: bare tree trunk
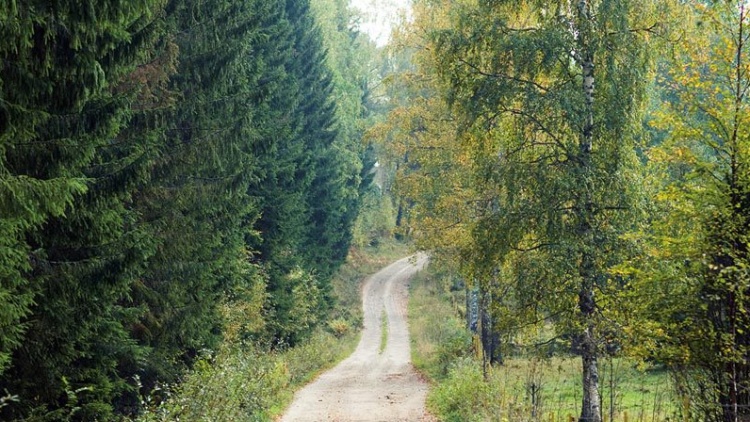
[478,285,501,379]
[578,214,600,422]
[581,343,601,422]
[467,286,479,333]
[579,280,601,422]
[576,1,601,421]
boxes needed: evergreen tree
[308,0,379,278]
[0,1,167,418]
[250,0,354,346]
[0,0,370,417]
[128,0,272,397]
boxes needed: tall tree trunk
[480,286,502,367]
[467,286,479,333]
[576,1,601,421]
[579,270,601,422]
[581,338,601,422]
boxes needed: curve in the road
[280,254,432,422]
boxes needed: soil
[280,254,435,422]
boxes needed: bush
[429,358,491,422]
[327,318,351,338]
[435,326,472,377]
[136,328,357,422]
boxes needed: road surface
[280,254,433,422]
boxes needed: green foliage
[629,2,750,419]
[245,0,375,347]
[0,0,373,418]
[351,186,397,248]
[136,330,356,422]
[0,0,168,418]
[430,358,491,422]
[411,264,676,422]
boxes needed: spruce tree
[0,1,167,418]
[129,0,271,394]
[249,0,345,346]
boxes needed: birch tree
[427,1,657,420]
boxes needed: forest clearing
[408,267,678,422]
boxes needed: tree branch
[457,58,550,93]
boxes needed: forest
[374,0,750,421]
[4,0,750,421]
[0,0,386,419]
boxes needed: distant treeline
[0,0,377,419]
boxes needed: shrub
[429,358,490,422]
[135,328,357,422]
[327,318,351,338]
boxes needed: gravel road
[280,254,433,422]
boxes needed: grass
[467,357,676,422]
[136,239,411,421]
[407,265,678,422]
[380,308,388,354]
[137,329,357,422]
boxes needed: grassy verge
[379,309,388,354]
[137,240,410,421]
[408,265,677,422]
[408,265,470,382]
[137,329,356,422]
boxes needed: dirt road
[280,254,433,422]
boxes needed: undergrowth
[136,240,409,421]
[136,330,353,421]
[408,265,678,422]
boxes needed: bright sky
[349,0,411,47]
